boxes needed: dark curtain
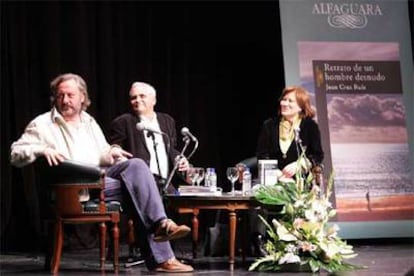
[1,1,285,250]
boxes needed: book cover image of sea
[178,185,222,196]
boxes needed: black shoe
[251,233,267,257]
[125,256,145,268]
[125,249,145,268]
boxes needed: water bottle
[206,168,217,192]
[242,167,252,195]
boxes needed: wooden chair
[175,207,200,258]
[162,180,199,258]
[35,158,121,274]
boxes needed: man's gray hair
[130,82,157,96]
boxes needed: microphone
[136,121,171,154]
[136,122,165,136]
[181,127,199,159]
[181,127,198,142]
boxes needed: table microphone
[181,127,198,142]
[136,122,165,136]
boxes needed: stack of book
[177,185,221,196]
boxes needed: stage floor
[1,238,413,275]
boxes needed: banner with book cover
[279,0,413,238]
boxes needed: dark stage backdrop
[1,1,285,250]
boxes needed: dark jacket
[109,112,185,185]
[256,116,324,170]
[109,112,180,164]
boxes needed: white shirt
[10,108,112,168]
[140,115,169,179]
[10,108,114,202]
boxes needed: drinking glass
[226,167,239,195]
[187,167,200,186]
[195,168,205,186]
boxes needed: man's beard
[59,106,78,117]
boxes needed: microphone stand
[294,129,307,180]
[294,130,302,159]
[186,138,199,160]
[163,136,191,194]
[148,131,165,191]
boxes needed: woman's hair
[278,86,315,118]
[50,73,91,110]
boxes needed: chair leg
[124,218,145,268]
[99,222,107,270]
[51,219,63,274]
[128,219,135,258]
[43,220,53,271]
[192,209,199,259]
[240,212,247,262]
[112,222,120,273]
[44,244,52,271]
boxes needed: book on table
[177,185,222,196]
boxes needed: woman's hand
[281,162,299,178]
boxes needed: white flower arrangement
[249,160,362,273]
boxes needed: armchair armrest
[35,157,103,185]
[34,158,108,216]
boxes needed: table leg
[241,212,247,263]
[228,210,236,271]
[192,210,199,258]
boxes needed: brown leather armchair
[35,158,121,274]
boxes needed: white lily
[278,252,301,265]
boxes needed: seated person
[10,73,193,273]
[109,81,190,193]
[251,86,324,256]
[256,86,324,179]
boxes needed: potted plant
[249,159,362,273]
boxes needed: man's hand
[109,146,133,164]
[43,148,67,166]
[177,156,190,172]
